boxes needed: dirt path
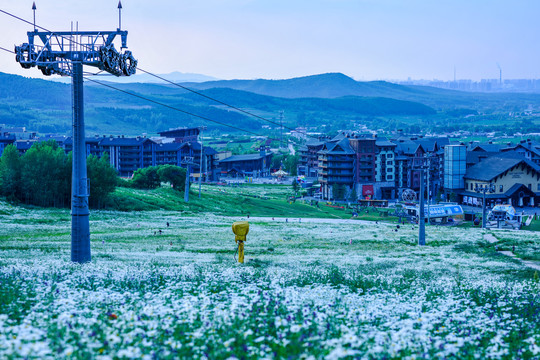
[238,216,377,226]
[484,233,540,271]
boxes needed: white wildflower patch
[0,201,539,359]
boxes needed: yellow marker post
[232,221,249,263]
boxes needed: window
[499,185,503,193]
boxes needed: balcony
[329,171,353,176]
[327,163,352,169]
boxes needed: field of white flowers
[0,200,539,359]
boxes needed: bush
[131,166,160,189]
[157,165,186,190]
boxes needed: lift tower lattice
[14,2,137,263]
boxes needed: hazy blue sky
[1,0,539,81]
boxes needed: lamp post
[198,126,207,199]
[182,156,196,203]
[418,167,426,245]
[413,160,429,246]
[426,157,431,226]
[475,183,496,228]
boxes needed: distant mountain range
[52,71,219,84]
[1,71,539,137]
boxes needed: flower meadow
[0,201,539,359]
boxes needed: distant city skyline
[1,0,540,82]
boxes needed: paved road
[288,143,296,155]
[233,216,377,226]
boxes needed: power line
[0,8,301,142]
[0,7,314,140]
[0,8,92,51]
[0,45,280,141]
[0,46,15,54]
[83,77,282,141]
[136,68,316,139]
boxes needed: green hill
[184,72,540,112]
[0,72,436,135]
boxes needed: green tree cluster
[130,165,187,191]
[331,184,347,200]
[0,141,117,208]
[270,154,299,176]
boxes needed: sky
[1,0,540,81]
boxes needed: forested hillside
[0,72,436,135]
[1,71,539,136]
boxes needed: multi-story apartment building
[96,136,156,177]
[501,139,540,166]
[375,138,397,199]
[218,147,273,177]
[393,139,425,193]
[158,127,200,143]
[318,138,355,199]
[20,128,219,179]
[154,141,219,181]
[298,140,325,178]
[0,133,16,156]
[349,135,376,183]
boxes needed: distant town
[1,124,538,210]
[397,77,540,93]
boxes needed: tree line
[0,141,117,208]
[0,141,187,208]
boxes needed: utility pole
[426,158,430,226]
[182,156,195,203]
[70,61,90,262]
[418,167,426,246]
[185,164,191,203]
[15,2,137,263]
[476,183,495,228]
[413,158,429,246]
[198,126,207,198]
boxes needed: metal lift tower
[14,2,137,263]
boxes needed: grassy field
[105,184,391,222]
[1,188,540,359]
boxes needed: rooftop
[220,152,272,163]
[464,154,540,181]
